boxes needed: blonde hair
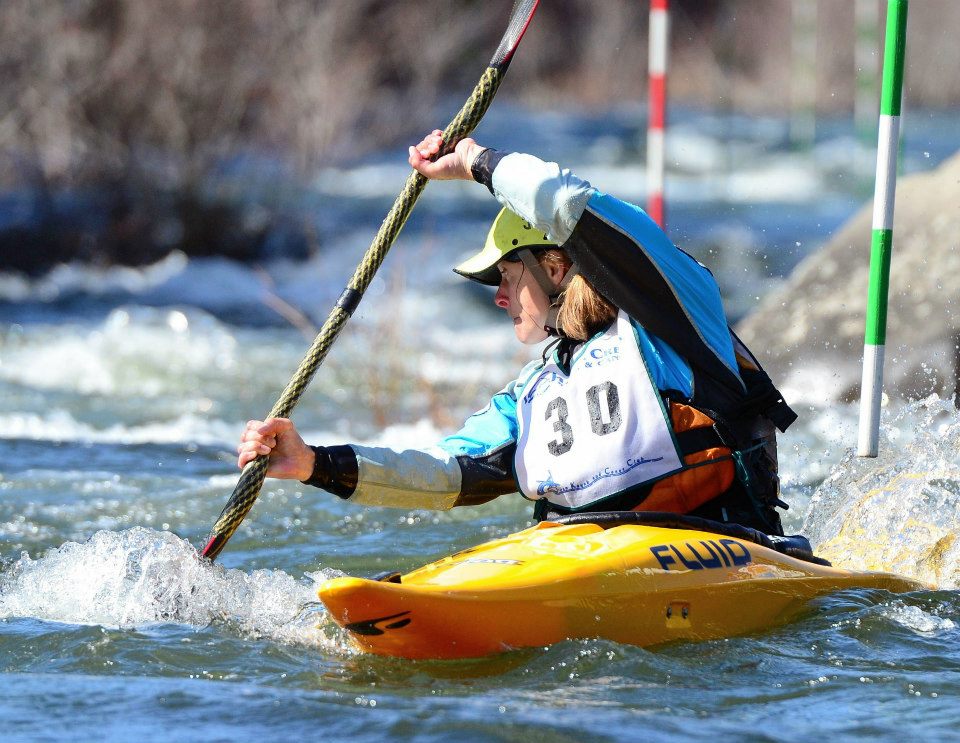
[537,249,617,341]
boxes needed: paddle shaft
[201,2,540,561]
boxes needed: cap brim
[452,244,509,286]
[454,242,558,286]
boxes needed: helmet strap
[517,249,558,298]
[517,249,579,337]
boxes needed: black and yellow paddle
[201,0,541,561]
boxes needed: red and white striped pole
[647,0,669,229]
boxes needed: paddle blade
[491,0,539,69]
[201,456,270,561]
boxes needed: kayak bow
[318,514,926,660]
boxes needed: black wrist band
[300,445,358,499]
[301,445,332,489]
[470,147,508,194]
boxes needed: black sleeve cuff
[301,445,358,499]
[471,147,509,195]
[450,443,518,507]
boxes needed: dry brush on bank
[3,0,960,274]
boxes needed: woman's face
[494,259,559,345]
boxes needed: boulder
[737,149,960,404]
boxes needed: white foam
[0,307,247,396]
[0,527,341,647]
[0,410,238,446]
[0,252,189,302]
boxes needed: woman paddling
[237,131,797,534]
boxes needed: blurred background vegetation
[2,0,958,275]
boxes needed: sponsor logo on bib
[536,455,666,496]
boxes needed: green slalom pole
[857,0,908,457]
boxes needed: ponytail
[537,250,617,341]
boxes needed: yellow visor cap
[453,207,555,286]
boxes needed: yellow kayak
[318,512,926,660]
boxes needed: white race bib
[515,312,683,509]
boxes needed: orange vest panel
[633,401,734,514]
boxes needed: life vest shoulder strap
[736,365,797,433]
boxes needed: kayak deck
[318,519,926,660]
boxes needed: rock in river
[737,149,960,404]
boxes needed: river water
[2,106,959,741]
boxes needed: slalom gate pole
[646,0,668,229]
[857,0,908,458]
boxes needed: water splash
[802,396,960,588]
[880,601,957,636]
[0,527,341,648]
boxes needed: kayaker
[237,130,797,534]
